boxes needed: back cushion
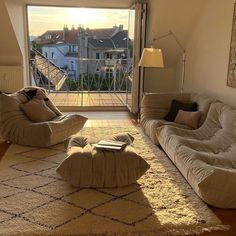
[190,94,216,126]
[219,105,236,135]
[0,93,31,139]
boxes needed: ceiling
[19,0,136,8]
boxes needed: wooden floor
[48,92,128,107]
[0,111,235,236]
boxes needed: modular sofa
[140,93,214,145]
[140,93,236,208]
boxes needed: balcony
[30,50,132,110]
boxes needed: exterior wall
[65,56,78,79]
[185,0,236,107]
[42,44,68,68]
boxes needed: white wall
[0,1,22,66]
[5,0,29,87]
[144,0,204,93]
[185,0,236,107]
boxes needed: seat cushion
[57,133,150,188]
[141,118,190,145]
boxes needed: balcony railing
[30,53,132,107]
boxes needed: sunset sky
[28,6,131,37]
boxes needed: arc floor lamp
[139,30,186,93]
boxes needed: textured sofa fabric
[57,133,150,188]
[140,93,214,145]
[0,87,87,147]
[156,102,236,208]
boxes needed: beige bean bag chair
[0,87,87,147]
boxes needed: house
[33,25,130,80]
[0,0,236,235]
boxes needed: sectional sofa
[140,93,236,208]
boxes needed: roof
[111,30,128,49]
[88,38,114,48]
[34,29,78,44]
[85,28,116,38]
[34,26,128,50]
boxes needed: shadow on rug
[0,125,229,235]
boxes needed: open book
[93,140,127,151]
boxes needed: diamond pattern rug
[0,126,229,235]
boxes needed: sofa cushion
[190,94,216,126]
[174,110,202,129]
[164,99,198,122]
[57,133,150,188]
[20,98,57,122]
[141,118,190,145]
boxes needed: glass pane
[27,6,133,108]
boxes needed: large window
[27,5,136,108]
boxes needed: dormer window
[45,34,51,40]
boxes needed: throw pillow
[164,99,198,122]
[20,98,57,122]
[57,134,150,188]
[174,110,202,129]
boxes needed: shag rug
[0,126,229,236]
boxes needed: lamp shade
[138,48,164,68]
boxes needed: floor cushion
[57,133,150,188]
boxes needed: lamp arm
[153,30,186,93]
[153,30,185,53]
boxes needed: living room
[0,0,236,235]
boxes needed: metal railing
[30,55,133,107]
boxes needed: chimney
[63,25,68,41]
[119,25,123,31]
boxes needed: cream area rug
[0,125,229,236]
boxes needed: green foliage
[32,42,42,53]
[65,73,127,92]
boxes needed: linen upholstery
[140,93,214,145]
[156,102,236,208]
[0,87,87,147]
[57,133,150,188]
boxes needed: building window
[71,61,74,70]
[106,68,113,78]
[106,53,112,59]
[45,34,51,40]
[96,53,100,59]
[44,52,48,58]
[51,52,54,59]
